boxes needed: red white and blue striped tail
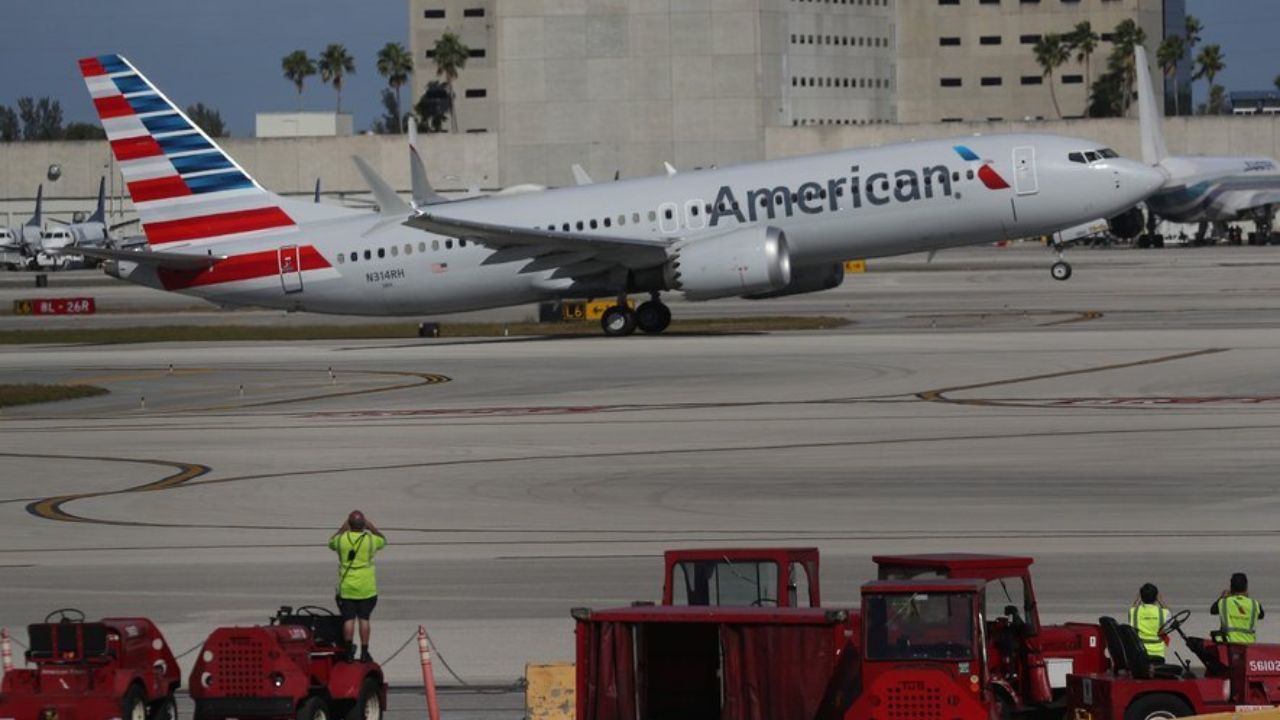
[80,54,297,249]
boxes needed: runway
[3,245,1280,717]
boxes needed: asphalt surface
[3,244,1280,718]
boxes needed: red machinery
[1067,609,1280,719]
[0,609,181,720]
[874,554,1110,710]
[661,548,822,607]
[189,606,386,720]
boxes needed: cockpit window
[1068,152,1086,164]
[1098,148,1119,159]
[1084,151,1101,163]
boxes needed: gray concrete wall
[766,115,1280,162]
[0,133,499,223]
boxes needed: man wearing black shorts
[329,510,387,662]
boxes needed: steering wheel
[293,605,337,617]
[44,608,86,624]
[751,598,778,607]
[1161,609,1192,636]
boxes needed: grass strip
[0,316,849,345]
[0,384,110,408]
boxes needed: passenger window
[418,242,426,253]
[618,215,625,226]
[377,248,386,258]
[431,240,439,251]
[337,254,344,265]
[633,212,641,224]
[648,210,657,222]
[460,239,467,248]
[604,217,612,227]
[404,243,412,255]
[350,252,358,262]
[390,246,398,257]
[590,219,598,229]
[445,240,453,249]
[577,221,584,230]
[966,170,975,180]
[363,250,371,260]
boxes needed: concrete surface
[2,245,1280,718]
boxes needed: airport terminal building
[410,0,1187,186]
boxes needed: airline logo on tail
[79,54,296,247]
[953,146,1011,191]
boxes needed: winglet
[1135,46,1168,165]
[663,161,678,177]
[407,116,450,207]
[571,164,594,186]
[88,177,106,224]
[351,155,412,218]
[25,184,42,227]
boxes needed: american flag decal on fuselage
[79,55,297,248]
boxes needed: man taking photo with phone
[329,510,387,662]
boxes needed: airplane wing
[404,211,672,275]
[70,246,225,271]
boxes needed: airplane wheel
[635,301,672,335]
[1051,261,1072,282]
[600,306,637,337]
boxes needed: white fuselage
[1146,156,1280,224]
[115,133,1163,316]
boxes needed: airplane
[1134,46,1280,245]
[40,177,141,255]
[2,185,46,254]
[77,54,1164,336]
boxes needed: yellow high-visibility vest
[1218,595,1261,644]
[1128,604,1170,659]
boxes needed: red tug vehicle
[189,606,386,720]
[0,609,181,720]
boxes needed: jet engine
[1108,207,1145,239]
[664,226,792,301]
[743,262,844,300]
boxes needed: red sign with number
[14,297,97,315]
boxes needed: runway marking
[20,420,1280,531]
[73,368,215,384]
[1038,311,1103,327]
[6,452,210,524]
[917,348,1228,408]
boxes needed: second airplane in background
[80,54,1165,336]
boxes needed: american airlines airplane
[1135,47,1280,243]
[78,54,1164,336]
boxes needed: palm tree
[318,43,356,113]
[1033,34,1071,119]
[431,33,470,133]
[1157,36,1186,116]
[1194,44,1226,114]
[1067,22,1099,115]
[1274,74,1280,94]
[1184,15,1203,60]
[1109,19,1147,115]
[281,50,317,111]
[376,42,413,133]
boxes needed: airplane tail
[88,176,106,224]
[407,116,449,207]
[25,185,43,227]
[1134,46,1169,166]
[79,54,349,250]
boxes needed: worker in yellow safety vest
[1128,583,1171,660]
[1211,572,1264,644]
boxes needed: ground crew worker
[329,510,387,662]
[1210,572,1264,644]
[1128,583,1171,660]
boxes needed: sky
[0,0,1275,136]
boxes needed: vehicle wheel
[149,693,178,720]
[298,696,330,720]
[344,677,384,720]
[635,301,672,335]
[1050,261,1073,281]
[600,305,637,337]
[1124,694,1193,720]
[122,686,148,720]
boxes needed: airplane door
[278,245,303,293]
[1013,146,1038,195]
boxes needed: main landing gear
[600,294,672,337]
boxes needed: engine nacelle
[743,262,844,300]
[1108,207,1145,239]
[664,226,791,301]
